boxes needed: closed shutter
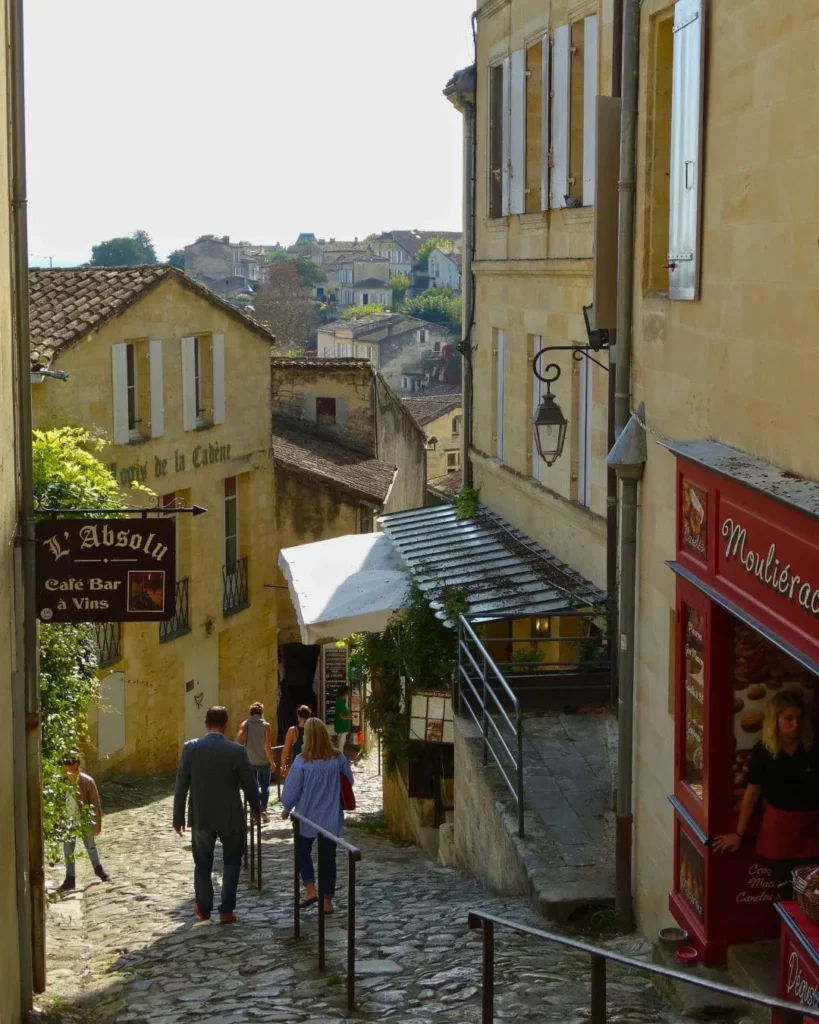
[550,25,570,209]
[669,0,705,300]
[509,49,526,215]
[583,15,599,207]
[212,333,226,424]
[540,36,551,211]
[501,55,511,216]
[149,339,164,438]
[111,343,130,445]
[181,336,197,431]
[336,398,348,429]
[303,395,317,423]
[496,329,505,462]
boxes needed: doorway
[276,643,320,744]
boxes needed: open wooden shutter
[509,49,526,215]
[501,56,511,216]
[149,339,164,438]
[549,25,570,209]
[540,35,551,211]
[669,0,705,300]
[181,336,197,431]
[583,15,599,207]
[111,343,130,445]
[212,333,226,424]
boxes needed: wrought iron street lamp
[531,305,612,467]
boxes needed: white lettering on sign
[735,862,777,904]
[77,524,168,562]
[722,517,819,618]
[787,951,819,1009]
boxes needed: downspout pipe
[10,0,45,994]
[607,404,646,933]
[611,0,642,935]
[443,49,476,491]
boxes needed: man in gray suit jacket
[173,705,261,922]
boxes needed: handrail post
[590,954,606,1024]
[242,795,248,872]
[347,853,356,1011]
[293,817,300,940]
[481,650,488,765]
[481,918,494,1024]
[249,801,256,884]
[317,834,326,971]
[256,812,262,890]
[517,712,524,838]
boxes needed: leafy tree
[413,237,453,271]
[32,428,127,860]
[252,263,313,351]
[196,234,222,243]
[166,249,185,270]
[294,258,327,289]
[342,303,385,320]
[389,274,411,305]
[89,230,157,267]
[399,287,462,333]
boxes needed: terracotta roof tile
[272,422,396,504]
[401,394,462,427]
[29,266,275,367]
[428,471,462,499]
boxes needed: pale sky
[24,0,475,267]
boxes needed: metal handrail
[241,745,286,887]
[289,810,362,1011]
[467,910,806,1024]
[458,615,525,837]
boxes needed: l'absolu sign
[35,519,176,623]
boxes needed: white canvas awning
[278,533,409,645]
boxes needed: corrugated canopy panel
[379,504,606,624]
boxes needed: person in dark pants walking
[173,706,261,923]
[235,702,275,822]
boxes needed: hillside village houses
[316,312,457,394]
[401,393,463,485]
[183,235,281,301]
[29,266,281,778]
[427,244,462,292]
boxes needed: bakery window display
[684,605,706,799]
[681,479,708,562]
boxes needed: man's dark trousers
[191,828,244,915]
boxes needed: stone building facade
[30,267,278,778]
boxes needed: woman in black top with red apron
[716,690,819,898]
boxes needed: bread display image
[747,683,766,700]
[733,695,744,714]
[739,710,764,734]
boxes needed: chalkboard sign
[323,644,348,726]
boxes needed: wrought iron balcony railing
[159,578,191,643]
[223,557,249,616]
[94,622,122,668]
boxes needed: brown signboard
[36,518,176,623]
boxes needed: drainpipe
[443,45,477,490]
[10,0,45,994]
[607,404,646,933]
[611,0,642,934]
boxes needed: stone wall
[374,376,426,513]
[34,274,279,779]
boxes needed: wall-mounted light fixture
[531,304,613,467]
[424,435,439,452]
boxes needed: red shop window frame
[675,578,713,833]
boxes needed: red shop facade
[663,441,819,966]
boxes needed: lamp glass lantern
[532,390,568,467]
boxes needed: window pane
[683,605,704,800]
[224,476,237,498]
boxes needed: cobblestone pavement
[41,755,692,1024]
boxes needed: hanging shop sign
[35,518,176,623]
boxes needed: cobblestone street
[41,755,689,1024]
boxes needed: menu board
[730,622,816,812]
[682,480,707,561]
[409,689,454,744]
[323,644,348,727]
[350,679,362,730]
[679,831,705,920]
[684,606,705,800]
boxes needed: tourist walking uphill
[173,706,261,923]
[235,701,276,822]
[281,704,311,777]
[58,755,110,891]
[281,717,354,915]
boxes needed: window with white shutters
[525,39,549,215]
[583,15,599,207]
[212,333,226,424]
[501,56,511,216]
[550,25,570,209]
[149,340,164,438]
[111,343,131,445]
[509,49,526,215]
[494,329,505,461]
[488,62,505,218]
[181,336,198,431]
[668,0,705,300]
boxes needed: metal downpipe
[612,0,642,935]
[9,0,45,991]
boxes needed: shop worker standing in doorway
[715,691,819,899]
[173,705,261,923]
[334,684,352,752]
